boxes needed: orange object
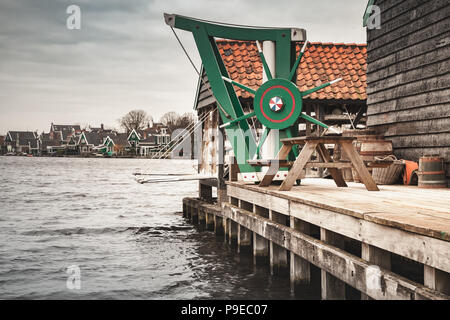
[402,160,419,185]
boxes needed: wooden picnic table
[249,136,381,192]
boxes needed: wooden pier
[183,179,450,300]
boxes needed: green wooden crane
[165,14,342,179]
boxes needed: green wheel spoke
[220,111,256,128]
[300,113,329,129]
[301,78,342,97]
[288,41,308,82]
[222,76,256,95]
[256,41,273,80]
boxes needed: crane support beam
[164,14,307,174]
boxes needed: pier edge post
[320,228,346,300]
[253,204,269,265]
[269,210,288,276]
[361,243,391,300]
[238,224,252,254]
[424,265,450,296]
[290,216,311,292]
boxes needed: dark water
[0,157,316,299]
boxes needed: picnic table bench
[248,136,389,191]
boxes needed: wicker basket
[372,155,405,185]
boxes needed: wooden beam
[222,203,449,300]
[279,142,318,191]
[340,141,379,191]
[316,144,348,187]
[259,144,292,187]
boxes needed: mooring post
[191,205,198,224]
[424,265,450,296]
[361,242,391,300]
[253,204,269,265]
[198,208,206,230]
[320,228,346,300]
[290,216,311,292]
[238,224,252,254]
[269,210,288,275]
[223,217,229,243]
[186,204,192,220]
[229,220,238,246]
[205,212,214,231]
[214,215,225,236]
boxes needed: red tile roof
[216,41,367,101]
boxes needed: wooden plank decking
[183,178,450,299]
[228,179,450,242]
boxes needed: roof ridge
[306,41,367,47]
[215,39,366,47]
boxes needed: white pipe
[260,41,278,165]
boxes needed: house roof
[50,124,81,142]
[140,123,169,136]
[51,124,81,132]
[79,132,105,146]
[7,131,38,147]
[140,136,156,145]
[215,40,367,101]
[127,129,141,141]
[111,133,129,146]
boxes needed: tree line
[119,110,195,133]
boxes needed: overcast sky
[0,0,367,134]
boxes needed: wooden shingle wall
[366,0,450,179]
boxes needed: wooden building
[364,0,450,182]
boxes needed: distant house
[140,122,171,146]
[127,129,140,152]
[78,131,106,156]
[122,127,170,157]
[97,136,115,157]
[39,132,63,155]
[49,123,81,144]
[138,135,158,157]
[110,133,129,156]
[0,135,6,155]
[4,131,39,155]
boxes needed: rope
[152,111,210,160]
[150,111,209,160]
[170,27,201,76]
[170,27,232,119]
[135,111,211,176]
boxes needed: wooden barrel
[358,139,393,161]
[340,130,378,182]
[418,156,447,188]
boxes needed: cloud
[0,0,366,133]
